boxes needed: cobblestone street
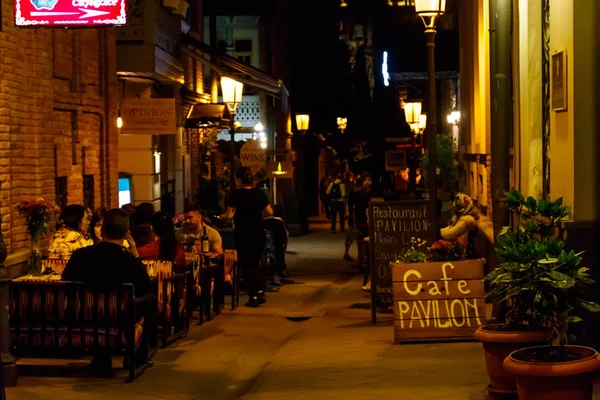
[0,223,558,400]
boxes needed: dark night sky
[289,0,459,134]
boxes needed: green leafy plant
[399,237,429,263]
[420,133,459,194]
[484,188,600,345]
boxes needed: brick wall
[1,1,118,254]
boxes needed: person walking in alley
[319,172,333,221]
[221,167,274,308]
[326,173,346,234]
[343,178,370,261]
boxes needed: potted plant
[475,189,600,398]
[501,254,600,399]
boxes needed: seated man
[62,208,152,372]
[176,205,224,258]
[63,208,152,297]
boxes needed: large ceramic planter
[503,345,600,400]
[474,326,547,396]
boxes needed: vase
[29,231,42,274]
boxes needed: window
[234,39,252,65]
[118,174,132,208]
[83,175,94,210]
[55,177,68,211]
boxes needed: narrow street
[8,223,492,400]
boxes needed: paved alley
[8,223,493,400]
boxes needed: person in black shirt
[221,167,273,307]
[344,179,370,261]
[63,208,152,297]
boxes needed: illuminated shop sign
[15,0,126,27]
[382,51,390,87]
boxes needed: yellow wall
[548,0,575,211]
[515,0,543,198]
[461,0,490,156]
[458,0,491,204]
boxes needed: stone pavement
[5,222,589,400]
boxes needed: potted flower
[475,189,600,398]
[15,199,61,274]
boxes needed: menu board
[368,199,434,323]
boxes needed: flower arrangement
[428,239,468,262]
[172,214,185,229]
[399,237,467,263]
[399,237,429,263]
[15,199,61,235]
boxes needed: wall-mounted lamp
[220,77,244,113]
[116,115,123,129]
[340,0,348,6]
[154,151,161,175]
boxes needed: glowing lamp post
[404,101,422,191]
[415,0,445,233]
[295,113,310,135]
[337,117,348,134]
[221,77,244,185]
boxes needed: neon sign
[15,0,126,27]
[382,51,390,87]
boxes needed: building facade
[1,0,119,273]
[460,0,600,344]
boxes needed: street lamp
[221,76,244,185]
[337,117,347,134]
[295,113,310,135]
[404,101,422,191]
[447,110,460,125]
[415,0,445,234]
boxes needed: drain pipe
[489,0,513,323]
[490,0,512,240]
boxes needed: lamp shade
[296,114,310,131]
[220,77,244,111]
[419,114,427,130]
[415,0,446,16]
[404,101,422,125]
[337,117,348,131]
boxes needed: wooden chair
[224,250,239,310]
[142,261,192,347]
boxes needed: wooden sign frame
[391,259,486,342]
[368,199,436,324]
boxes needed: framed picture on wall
[552,50,567,111]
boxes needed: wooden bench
[9,281,152,382]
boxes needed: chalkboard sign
[368,199,435,323]
[391,259,486,342]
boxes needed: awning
[185,103,232,129]
[182,32,289,105]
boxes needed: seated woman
[90,207,134,252]
[137,212,187,272]
[48,204,93,260]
